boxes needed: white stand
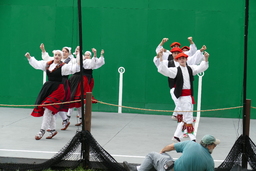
[118,67,125,113]
[194,72,204,137]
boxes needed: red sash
[181,89,195,104]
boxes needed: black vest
[173,66,194,99]
[167,54,175,88]
[46,61,64,82]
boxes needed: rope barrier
[0,99,247,113]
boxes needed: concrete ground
[0,107,256,168]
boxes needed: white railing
[118,67,125,113]
[194,72,204,136]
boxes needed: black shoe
[123,161,137,171]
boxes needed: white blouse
[28,57,80,76]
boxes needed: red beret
[181,46,190,50]
[170,47,182,53]
[174,53,188,60]
[170,42,181,47]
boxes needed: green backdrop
[0,0,255,118]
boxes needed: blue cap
[202,135,220,145]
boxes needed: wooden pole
[81,92,92,164]
[84,92,92,132]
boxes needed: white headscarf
[84,51,92,56]
[63,46,72,54]
[52,50,63,58]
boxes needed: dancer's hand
[204,52,210,62]
[92,48,97,57]
[40,43,46,52]
[25,52,31,59]
[100,49,104,57]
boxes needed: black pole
[77,0,85,131]
[77,0,88,167]
[242,0,249,168]
[243,0,249,136]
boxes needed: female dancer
[25,50,79,140]
[67,46,105,126]
[40,43,76,130]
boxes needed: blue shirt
[174,141,215,171]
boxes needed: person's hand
[100,49,104,56]
[74,46,80,55]
[188,37,192,41]
[200,45,207,52]
[204,51,210,62]
[92,48,96,53]
[157,48,164,60]
[160,150,164,154]
[40,43,46,52]
[162,38,168,44]
[25,52,31,59]
[92,48,97,57]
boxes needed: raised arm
[40,43,54,61]
[190,51,210,75]
[184,37,197,56]
[157,50,177,78]
[94,49,105,69]
[153,48,169,67]
[25,52,47,71]
[92,48,97,57]
[156,38,168,54]
[187,45,206,65]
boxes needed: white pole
[118,67,125,113]
[43,71,46,84]
[194,72,204,137]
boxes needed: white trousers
[41,108,56,130]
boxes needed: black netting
[0,131,126,171]
[215,135,256,171]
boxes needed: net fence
[1,131,256,170]
[216,135,256,171]
[0,130,126,171]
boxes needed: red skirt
[59,79,71,112]
[69,75,97,108]
[31,84,65,117]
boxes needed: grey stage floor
[0,107,256,168]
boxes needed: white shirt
[157,60,209,89]
[153,50,204,68]
[28,57,80,75]
[155,43,198,61]
[42,52,77,64]
[75,54,105,69]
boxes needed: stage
[0,107,255,168]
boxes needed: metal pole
[118,67,125,113]
[77,0,85,130]
[194,72,204,137]
[242,0,249,168]
[77,0,87,167]
[243,0,249,137]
